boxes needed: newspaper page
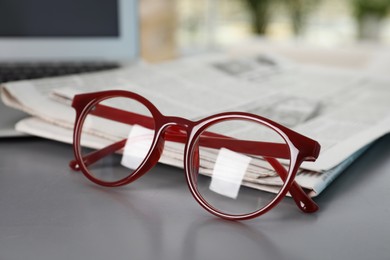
[151,52,390,171]
[1,51,390,197]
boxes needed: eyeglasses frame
[70,90,321,220]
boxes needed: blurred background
[140,0,390,62]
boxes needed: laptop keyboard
[0,62,119,83]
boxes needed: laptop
[0,0,139,137]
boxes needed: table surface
[0,135,389,260]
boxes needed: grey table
[1,135,389,260]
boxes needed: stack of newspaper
[2,48,390,197]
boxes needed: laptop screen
[0,0,119,37]
[0,0,138,62]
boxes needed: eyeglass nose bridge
[158,116,195,137]
[163,116,194,128]
[143,116,194,174]
[156,115,194,145]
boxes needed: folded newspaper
[1,50,390,197]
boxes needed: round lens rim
[73,91,161,187]
[184,112,297,220]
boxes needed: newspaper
[1,51,390,197]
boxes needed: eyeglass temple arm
[70,104,318,213]
[265,157,319,213]
[189,132,318,213]
[191,132,319,212]
[85,103,296,157]
[68,131,288,171]
[69,139,127,171]
[70,104,293,169]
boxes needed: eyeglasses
[69,90,321,220]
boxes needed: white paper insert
[209,148,251,199]
[121,125,154,170]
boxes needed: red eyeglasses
[69,90,321,220]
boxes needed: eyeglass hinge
[69,160,81,171]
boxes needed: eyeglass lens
[79,96,156,182]
[193,118,289,215]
